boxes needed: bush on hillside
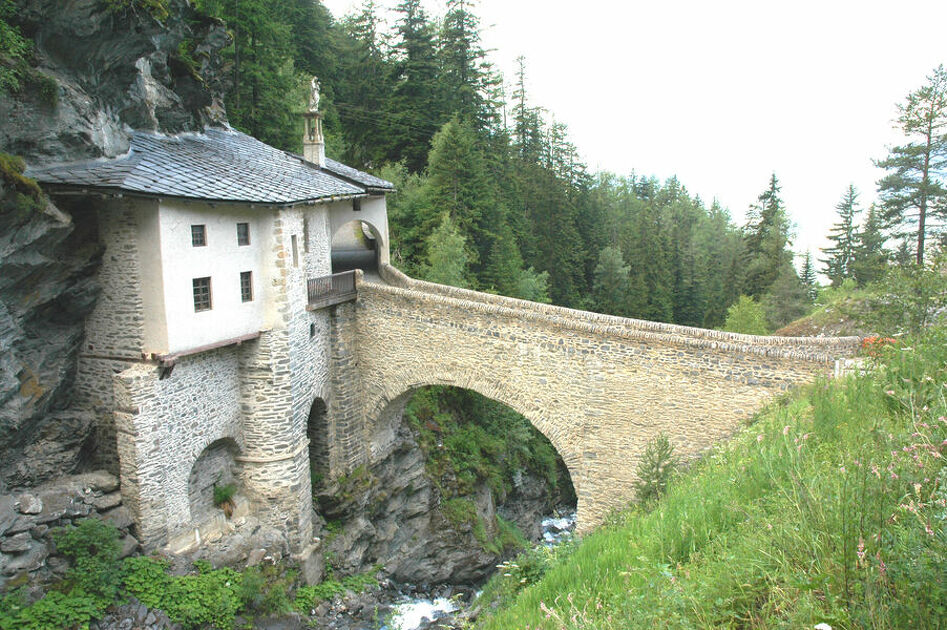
[721,295,769,335]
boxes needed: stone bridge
[322,265,861,533]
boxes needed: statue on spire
[308,77,321,113]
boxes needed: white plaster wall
[328,196,389,265]
[154,201,276,354]
[137,204,167,352]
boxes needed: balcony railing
[307,270,357,310]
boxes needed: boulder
[1,542,47,575]
[0,495,16,535]
[1,532,34,553]
[16,493,42,515]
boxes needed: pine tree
[762,265,809,329]
[334,1,393,167]
[195,0,299,150]
[800,251,818,302]
[851,204,889,286]
[743,174,792,298]
[875,64,947,265]
[438,0,499,129]
[385,0,444,171]
[820,185,860,285]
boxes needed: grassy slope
[775,285,873,338]
[477,327,947,629]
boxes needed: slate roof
[25,128,392,205]
[323,157,394,191]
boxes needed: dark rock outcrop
[2,0,229,164]
[0,470,136,590]
[0,0,229,488]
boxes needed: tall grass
[476,327,947,629]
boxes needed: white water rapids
[382,511,577,630]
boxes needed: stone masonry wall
[354,275,860,533]
[74,198,154,472]
[235,210,314,551]
[114,348,243,548]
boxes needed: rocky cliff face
[0,0,229,488]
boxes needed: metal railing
[307,270,357,309]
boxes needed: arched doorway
[187,438,241,523]
[331,220,383,275]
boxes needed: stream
[379,510,577,630]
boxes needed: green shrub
[721,295,769,335]
[440,497,478,529]
[102,0,170,21]
[863,254,947,336]
[212,483,236,507]
[53,519,123,608]
[292,571,378,614]
[237,565,295,617]
[633,433,677,506]
[124,557,244,629]
[0,0,31,92]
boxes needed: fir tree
[385,0,444,171]
[820,185,860,285]
[799,251,818,302]
[743,174,793,298]
[851,204,889,286]
[592,246,631,316]
[438,0,499,129]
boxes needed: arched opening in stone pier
[330,219,384,276]
[187,437,243,524]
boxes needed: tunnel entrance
[331,220,381,275]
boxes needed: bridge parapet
[377,264,861,363]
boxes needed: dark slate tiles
[25,128,368,205]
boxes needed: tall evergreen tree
[875,64,947,265]
[820,184,860,285]
[743,174,792,298]
[800,251,818,302]
[438,0,499,129]
[851,204,889,286]
[592,246,631,316]
[196,0,299,150]
[420,213,469,287]
[334,1,393,167]
[385,0,444,171]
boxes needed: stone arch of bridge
[330,218,388,273]
[361,366,584,521]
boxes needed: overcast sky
[321,0,947,269]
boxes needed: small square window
[191,225,206,247]
[240,271,253,302]
[237,222,250,246]
[193,277,212,311]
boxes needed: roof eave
[38,183,369,208]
